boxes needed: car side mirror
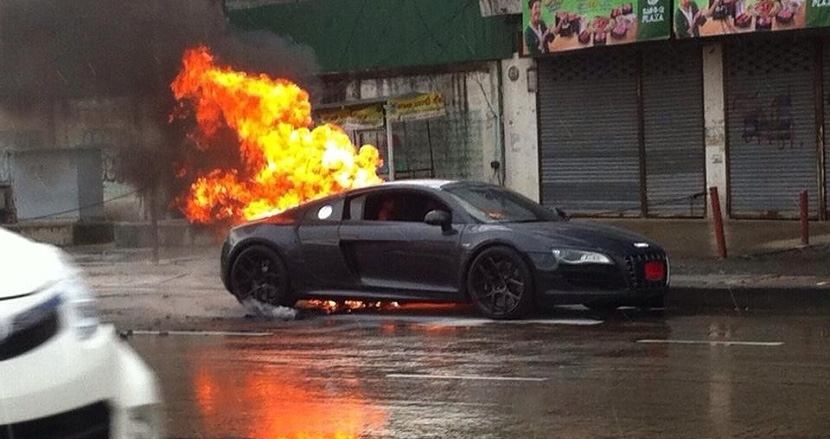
[424,209,452,232]
[555,207,570,221]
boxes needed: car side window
[361,191,450,222]
[303,199,345,222]
[347,195,365,221]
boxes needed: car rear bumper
[0,325,163,439]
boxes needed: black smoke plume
[0,0,320,211]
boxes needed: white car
[0,227,163,438]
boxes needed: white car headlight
[55,254,100,340]
[62,275,100,340]
[552,249,613,265]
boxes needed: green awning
[229,0,516,74]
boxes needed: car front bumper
[529,251,669,305]
[0,324,163,439]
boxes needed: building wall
[343,64,503,185]
[702,43,728,220]
[501,54,540,201]
[0,97,162,222]
[56,98,147,221]
[0,108,51,183]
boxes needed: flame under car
[219,180,669,319]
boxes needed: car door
[295,198,356,291]
[338,189,463,297]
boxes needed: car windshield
[443,184,562,223]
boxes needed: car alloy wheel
[230,245,294,307]
[467,246,533,319]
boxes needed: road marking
[387,373,548,382]
[636,339,783,347]
[383,399,499,408]
[128,330,272,337]
[422,318,603,327]
[512,319,603,326]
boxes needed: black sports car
[220,180,669,319]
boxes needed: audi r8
[220,180,669,319]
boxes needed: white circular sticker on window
[317,205,333,220]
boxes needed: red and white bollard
[709,186,727,259]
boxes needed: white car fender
[106,325,165,439]
[110,331,161,408]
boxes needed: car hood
[0,228,69,299]
[509,220,662,255]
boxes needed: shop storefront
[315,68,503,185]
[537,43,706,217]
[725,36,825,219]
[524,0,830,219]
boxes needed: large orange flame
[171,46,382,224]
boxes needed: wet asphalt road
[127,305,830,439]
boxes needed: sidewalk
[673,243,830,287]
[668,239,830,312]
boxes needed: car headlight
[62,275,100,340]
[552,249,613,265]
[57,255,100,340]
[127,404,165,439]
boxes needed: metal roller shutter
[726,38,819,218]
[642,45,706,217]
[538,51,641,215]
[822,38,830,218]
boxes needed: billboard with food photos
[522,0,671,54]
[675,0,806,37]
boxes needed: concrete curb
[668,286,830,312]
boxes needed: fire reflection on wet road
[191,351,385,439]
[128,309,830,439]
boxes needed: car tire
[466,246,534,320]
[229,245,296,307]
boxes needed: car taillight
[644,261,665,281]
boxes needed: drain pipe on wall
[474,62,505,186]
[495,61,506,186]
[384,103,395,181]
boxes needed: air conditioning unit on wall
[479,0,521,16]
